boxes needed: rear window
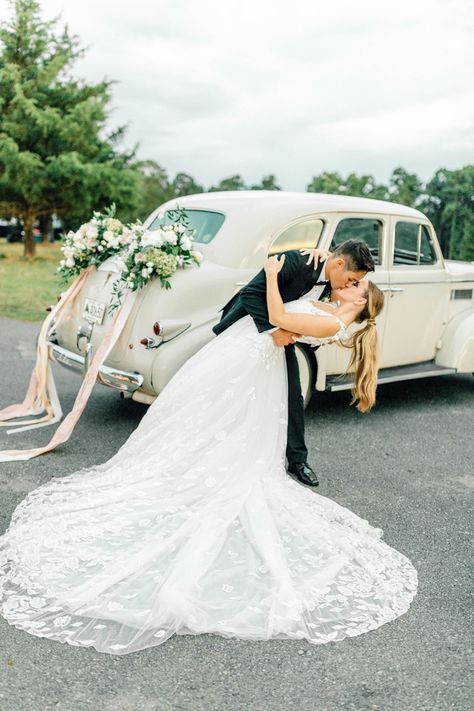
[148,209,225,244]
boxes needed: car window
[268,218,325,255]
[393,222,437,266]
[148,209,225,244]
[329,218,382,265]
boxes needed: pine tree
[0,0,138,257]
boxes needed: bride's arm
[265,257,340,339]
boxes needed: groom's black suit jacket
[212,249,331,337]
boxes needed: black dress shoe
[287,462,319,487]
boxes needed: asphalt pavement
[0,317,472,711]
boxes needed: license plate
[83,298,106,324]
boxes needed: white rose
[103,230,115,243]
[180,235,192,251]
[86,225,98,239]
[141,267,150,277]
[141,230,163,248]
[163,230,177,246]
[174,223,186,234]
[65,257,75,268]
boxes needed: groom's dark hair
[332,239,375,273]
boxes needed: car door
[321,213,391,375]
[381,218,450,367]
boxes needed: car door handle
[390,287,405,292]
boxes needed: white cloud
[1,0,472,188]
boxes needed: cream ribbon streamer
[0,281,135,462]
[0,267,94,431]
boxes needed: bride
[0,254,417,655]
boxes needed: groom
[212,239,375,487]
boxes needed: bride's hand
[264,254,285,275]
[300,248,331,267]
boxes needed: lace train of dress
[0,302,418,655]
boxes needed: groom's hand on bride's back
[271,329,299,347]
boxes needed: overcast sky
[2,0,473,189]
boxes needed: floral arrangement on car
[57,204,133,282]
[108,207,203,314]
[56,205,203,314]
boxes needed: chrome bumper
[48,343,144,393]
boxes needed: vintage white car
[47,191,474,408]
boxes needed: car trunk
[51,254,228,393]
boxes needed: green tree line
[1,1,473,261]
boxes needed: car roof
[158,190,427,220]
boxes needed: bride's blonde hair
[340,281,385,413]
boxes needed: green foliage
[0,0,139,256]
[128,161,205,223]
[388,167,423,206]
[307,171,390,199]
[208,174,247,191]
[0,241,71,320]
[249,174,281,190]
[419,165,474,259]
[207,173,281,192]
[459,209,474,261]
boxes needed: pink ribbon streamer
[0,285,135,462]
[0,267,93,426]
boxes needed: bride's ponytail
[341,282,384,413]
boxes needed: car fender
[150,318,218,394]
[436,309,474,372]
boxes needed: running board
[325,362,457,392]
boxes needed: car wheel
[295,343,316,409]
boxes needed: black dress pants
[284,343,308,465]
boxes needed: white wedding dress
[0,298,417,655]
